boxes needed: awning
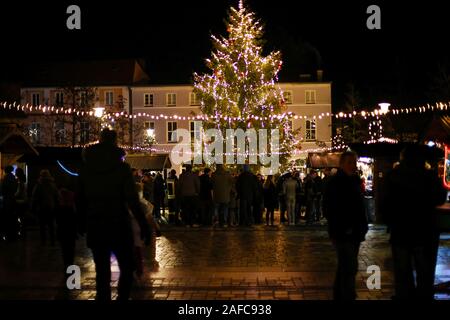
[307,152,341,168]
[125,154,172,171]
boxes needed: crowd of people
[0,129,448,301]
[130,164,336,228]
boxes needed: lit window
[167,121,178,143]
[29,122,41,144]
[305,119,316,141]
[80,122,90,144]
[189,121,202,142]
[55,121,66,144]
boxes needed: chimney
[317,69,323,82]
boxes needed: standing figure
[263,175,277,226]
[31,169,59,246]
[1,166,18,240]
[77,129,151,301]
[382,145,447,300]
[283,173,298,225]
[178,165,200,227]
[323,151,368,300]
[211,164,233,227]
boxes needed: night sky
[1,0,450,109]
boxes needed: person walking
[31,169,59,246]
[178,165,200,227]
[77,129,151,301]
[323,151,368,300]
[382,145,447,300]
[211,164,233,227]
[263,175,277,226]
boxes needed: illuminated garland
[2,101,448,124]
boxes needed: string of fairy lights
[1,100,449,123]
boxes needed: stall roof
[0,131,39,156]
[18,147,82,163]
[422,115,450,145]
[125,154,172,171]
[307,152,341,168]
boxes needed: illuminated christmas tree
[193,0,300,169]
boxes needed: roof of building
[21,59,150,87]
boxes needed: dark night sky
[1,0,450,109]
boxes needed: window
[31,93,40,106]
[29,122,41,144]
[144,93,154,107]
[305,119,316,141]
[55,92,64,106]
[54,121,66,144]
[288,120,294,130]
[189,121,202,142]
[305,90,316,104]
[80,122,90,145]
[144,121,155,130]
[79,91,88,107]
[105,91,114,105]
[166,93,177,106]
[283,91,293,104]
[167,121,178,143]
[189,92,200,106]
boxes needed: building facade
[13,60,332,173]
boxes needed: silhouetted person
[263,175,277,226]
[276,174,288,223]
[253,174,264,224]
[56,178,77,275]
[323,151,368,300]
[153,173,165,221]
[178,165,200,227]
[382,145,447,300]
[78,129,151,301]
[236,165,257,226]
[199,168,213,225]
[283,173,299,225]
[1,166,18,240]
[15,168,28,237]
[167,169,179,224]
[211,164,233,227]
[31,169,59,246]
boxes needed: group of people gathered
[133,164,333,228]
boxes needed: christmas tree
[193,0,300,170]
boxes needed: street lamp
[146,128,155,138]
[378,102,390,114]
[93,107,105,118]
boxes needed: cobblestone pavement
[1,224,449,300]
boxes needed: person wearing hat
[31,169,59,245]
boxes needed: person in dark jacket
[263,175,277,226]
[178,165,200,227]
[236,165,257,226]
[31,169,59,246]
[14,168,28,237]
[211,165,233,227]
[56,177,78,276]
[382,145,447,300]
[1,166,18,240]
[323,151,368,300]
[199,168,213,226]
[275,173,288,223]
[152,173,165,221]
[77,129,151,301]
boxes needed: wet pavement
[1,223,450,300]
